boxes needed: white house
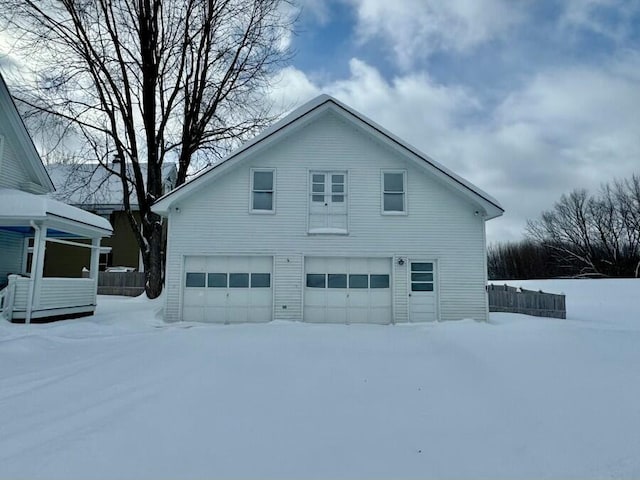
[152,95,504,324]
[0,73,113,323]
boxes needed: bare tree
[527,178,640,278]
[0,0,294,297]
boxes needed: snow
[1,279,639,479]
[0,187,112,233]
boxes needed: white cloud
[348,0,525,68]
[270,53,640,242]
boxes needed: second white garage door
[182,256,272,323]
[304,257,392,324]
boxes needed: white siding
[165,111,488,322]
[393,256,408,323]
[0,231,24,282]
[274,254,302,320]
[0,133,32,190]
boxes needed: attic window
[382,170,407,214]
[251,169,275,213]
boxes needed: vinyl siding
[274,254,303,320]
[165,111,488,322]
[0,133,32,190]
[0,231,25,283]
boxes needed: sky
[1,1,639,243]
[270,0,640,242]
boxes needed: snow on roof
[0,187,112,233]
[46,162,177,208]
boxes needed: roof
[152,94,504,219]
[0,72,55,192]
[47,162,177,210]
[0,187,113,236]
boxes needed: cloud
[560,0,640,42]
[347,0,525,68]
[270,53,640,242]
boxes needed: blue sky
[271,0,640,241]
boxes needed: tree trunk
[141,211,164,298]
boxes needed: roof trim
[152,94,504,219]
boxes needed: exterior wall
[164,111,488,322]
[43,210,140,277]
[0,231,25,286]
[0,133,32,190]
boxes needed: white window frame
[381,169,407,215]
[250,168,275,214]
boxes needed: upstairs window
[251,169,274,213]
[382,170,406,214]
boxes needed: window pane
[306,274,325,288]
[251,273,271,288]
[312,183,325,193]
[253,171,273,190]
[185,272,205,287]
[370,274,389,288]
[349,274,368,288]
[411,272,433,282]
[332,174,344,184]
[312,174,325,183]
[332,184,344,193]
[384,173,404,192]
[328,274,347,288]
[229,273,249,288]
[411,282,434,292]
[253,192,273,211]
[207,273,227,287]
[312,194,324,202]
[332,195,344,203]
[411,262,433,272]
[384,193,404,212]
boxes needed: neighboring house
[0,73,112,323]
[45,161,177,276]
[152,95,504,324]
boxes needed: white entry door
[304,257,391,324]
[182,256,273,323]
[408,261,437,322]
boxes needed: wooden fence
[83,271,145,296]
[488,284,566,319]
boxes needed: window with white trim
[382,170,407,214]
[251,169,274,213]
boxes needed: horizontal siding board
[166,111,490,322]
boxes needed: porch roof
[0,188,112,238]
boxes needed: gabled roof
[152,94,504,219]
[0,72,55,192]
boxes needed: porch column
[90,237,101,298]
[26,222,46,324]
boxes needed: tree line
[489,175,640,280]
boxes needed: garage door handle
[408,293,412,297]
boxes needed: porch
[0,188,112,323]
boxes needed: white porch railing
[1,275,97,321]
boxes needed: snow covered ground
[1,279,639,479]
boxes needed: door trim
[407,258,439,322]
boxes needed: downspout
[25,221,41,324]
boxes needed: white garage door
[182,256,272,323]
[304,257,392,324]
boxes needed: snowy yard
[1,279,639,479]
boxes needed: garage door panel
[304,257,392,324]
[183,255,272,323]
